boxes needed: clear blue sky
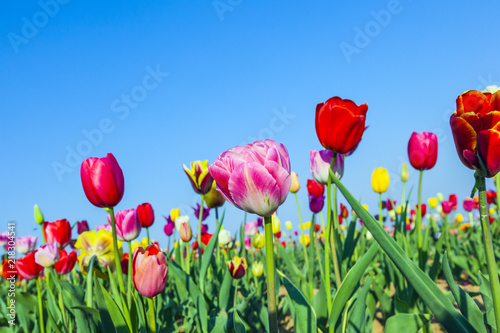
[2,0,499,249]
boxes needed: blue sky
[1,0,499,249]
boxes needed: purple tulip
[35,243,60,267]
[209,139,291,217]
[309,149,344,185]
[256,217,263,227]
[109,208,141,241]
[201,223,208,235]
[163,222,175,236]
[77,220,90,234]
[16,236,37,254]
[0,231,9,247]
[193,203,210,221]
[309,194,325,214]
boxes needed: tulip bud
[372,168,390,194]
[110,208,141,242]
[285,221,293,230]
[455,214,464,223]
[272,215,280,234]
[34,204,44,225]
[388,210,396,221]
[170,208,180,221]
[288,172,301,193]
[253,233,265,249]
[218,229,231,246]
[227,256,247,279]
[437,193,444,202]
[137,203,155,228]
[77,220,90,234]
[400,163,409,182]
[175,215,189,231]
[54,250,77,275]
[179,222,192,242]
[428,197,438,209]
[204,180,225,208]
[299,235,311,247]
[366,231,373,241]
[252,262,264,277]
[43,219,72,248]
[35,243,60,267]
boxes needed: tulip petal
[90,156,124,207]
[209,161,235,204]
[450,113,478,169]
[264,160,291,205]
[478,129,500,177]
[482,111,500,132]
[228,162,281,217]
[456,90,491,116]
[74,230,98,252]
[133,256,167,298]
[81,158,103,206]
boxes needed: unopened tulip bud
[285,221,292,230]
[400,163,409,182]
[204,181,225,208]
[253,233,265,249]
[428,198,438,209]
[372,168,390,194]
[227,256,247,279]
[455,214,464,223]
[290,172,300,193]
[437,193,444,202]
[170,208,180,221]
[179,222,192,242]
[34,204,44,225]
[252,262,264,277]
[300,235,311,247]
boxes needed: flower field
[2,88,500,333]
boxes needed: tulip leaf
[277,269,317,333]
[233,309,247,333]
[385,313,432,332]
[479,272,497,333]
[97,282,129,333]
[86,255,97,307]
[346,275,373,333]
[200,213,224,295]
[46,305,63,333]
[330,170,478,333]
[328,242,378,328]
[443,253,487,333]
[218,268,233,312]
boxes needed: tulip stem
[294,192,310,297]
[264,216,278,333]
[415,170,423,252]
[496,174,500,217]
[146,228,150,245]
[104,207,126,295]
[478,175,500,330]
[186,242,191,275]
[127,241,133,308]
[401,181,406,216]
[148,297,156,333]
[379,193,383,225]
[197,195,205,292]
[36,277,45,333]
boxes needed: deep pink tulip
[442,201,454,214]
[137,203,155,228]
[109,208,141,241]
[133,244,167,298]
[80,153,125,208]
[463,198,475,212]
[77,220,89,234]
[407,132,438,170]
[309,149,344,185]
[163,222,175,236]
[209,139,291,217]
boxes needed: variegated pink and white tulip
[309,149,344,185]
[108,208,141,241]
[209,139,291,217]
[35,243,60,267]
[16,235,37,254]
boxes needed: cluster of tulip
[1,87,500,333]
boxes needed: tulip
[437,193,444,202]
[183,160,214,195]
[204,180,226,208]
[133,244,167,298]
[307,179,325,197]
[449,194,458,210]
[110,208,141,242]
[442,201,454,214]
[77,220,89,234]
[244,237,252,250]
[16,236,37,254]
[487,190,497,204]
[252,262,264,277]
[459,223,471,231]
[34,204,44,225]
[16,251,43,280]
[80,153,125,208]
[209,139,291,217]
[192,203,210,221]
[35,243,60,267]
[219,229,231,246]
[428,198,438,209]
[227,256,247,279]
[256,217,263,227]
[131,238,149,253]
[175,215,189,231]
[463,198,475,212]
[285,221,292,230]
[121,253,130,275]
[2,259,17,280]
[315,96,368,154]
[290,172,300,193]
[272,215,280,234]
[137,203,155,228]
[401,163,409,182]
[201,223,208,235]
[179,222,192,242]
[309,194,325,214]
[300,235,311,247]
[408,132,438,170]
[450,90,500,177]
[54,250,77,274]
[244,221,258,237]
[340,203,349,218]
[43,219,71,248]
[455,214,464,223]
[253,233,265,249]
[386,199,396,211]
[309,149,344,185]
[200,233,213,246]
[371,168,390,194]
[170,208,180,221]
[96,223,112,232]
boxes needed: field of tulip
[2,88,500,333]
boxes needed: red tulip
[16,251,43,280]
[487,190,497,204]
[449,194,458,210]
[315,96,368,154]
[2,259,17,280]
[54,250,77,275]
[450,90,500,177]
[80,153,125,207]
[121,253,129,275]
[43,219,72,248]
[132,244,167,298]
[137,203,155,228]
[407,132,438,170]
[200,233,213,246]
[307,179,325,197]
[416,203,427,217]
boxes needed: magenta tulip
[209,139,291,217]
[408,132,438,170]
[109,208,141,241]
[77,220,89,234]
[133,244,167,298]
[309,149,344,185]
[80,153,125,208]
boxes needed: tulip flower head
[227,256,248,279]
[131,238,149,254]
[80,153,125,208]
[219,229,231,246]
[300,235,311,247]
[463,198,475,212]
[372,168,390,194]
[179,222,193,242]
[289,172,300,193]
[400,163,409,182]
[16,235,37,254]
[204,180,226,208]
[309,194,325,214]
[77,220,90,234]
[307,179,325,197]
[285,221,293,230]
[137,203,155,228]
[96,223,112,232]
[174,215,189,231]
[253,233,265,249]
[272,214,281,234]
[309,149,344,185]
[442,201,454,214]
[244,221,258,237]
[133,244,168,298]
[16,251,43,280]
[209,139,291,217]
[315,96,368,154]
[54,250,77,274]
[110,208,141,242]
[407,132,438,170]
[43,219,72,248]
[183,160,214,195]
[428,197,438,209]
[450,90,500,177]
[35,243,60,268]
[192,203,209,221]
[244,237,252,250]
[252,261,264,277]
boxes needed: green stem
[148,297,156,333]
[36,277,45,333]
[104,207,126,294]
[264,216,278,333]
[478,175,500,330]
[401,181,406,214]
[496,174,500,216]
[417,170,424,250]
[379,193,383,225]
[186,241,191,275]
[127,241,133,308]
[197,196,205,268]
[294,192,310,297]
[146,227,150,245]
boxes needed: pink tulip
[407,132,438,170]
[442,201,454,214]
[16,235,37,254]
[244,221,258,237]
[80,153,125,208]
[77,220,89,234]
[109,208,141,241]
[209,139,291,217]
[463,198,475,212]
[309,149,344,185]
[35,243,60,267]
[133,244,167,298]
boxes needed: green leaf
[233,309,247,333]
[347,275,373,333]
[97,281,130,333]
[328,242,378,328]
[479,272,497,333]
[385,313,432,332]
[277,269,317,333]
[443,253,487,333]
[86,255,97,307]
[199,211,224,294]
[209,311,228,333]
[330,171,478,333]
[218,268,233,312]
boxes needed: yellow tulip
[170,208,180,221]
[272,215,280,234]
[289,172,300,193]
[285,221,293,230]
[459,223,471,231]
[400,162,409,182]
[252,262,264,277]
[131,237,149,254]
[428,197,438,209]
[490,207,496,215]
[299,235,310,247]
[253,233,265,249]
[301,221,311,230]
[362,204,369,211]
[372,168,390,194]
[455,214,463,223]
